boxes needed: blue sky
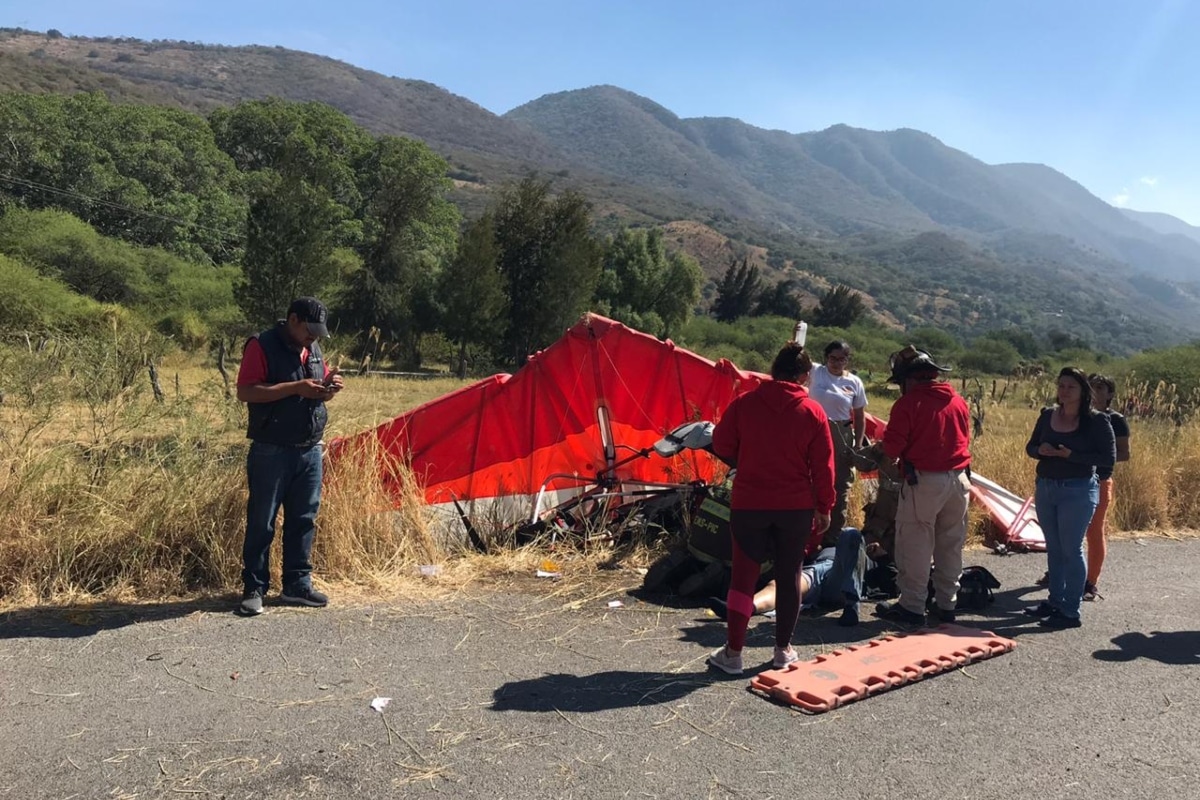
[10,0,1199,224]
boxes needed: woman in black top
[1083,374,1131,600]
[1024,367,1115,628]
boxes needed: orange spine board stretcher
[749,624,1016,713]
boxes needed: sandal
[1082,582,1102,601]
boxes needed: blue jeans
[243,441,323,594]
[1036,476,1099,620]
[804,528,866,608]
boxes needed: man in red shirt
[234,297,345,617]
[875,346,972,628]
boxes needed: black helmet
[889,344,950,384]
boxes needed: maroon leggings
[725,508,813,650]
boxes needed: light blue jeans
[1036,476,1099,620]
[804,528,866,608]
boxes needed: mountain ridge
[509,86,1200,282]
[1121,208,1200,247]
[2,28,1200,350]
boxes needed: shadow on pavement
[0,595,236,639]
[678,613,899,649]
[1092,631,1200,664]
[625,587,710,612]
[492,669,723,713]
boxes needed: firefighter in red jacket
[875,346,972,628]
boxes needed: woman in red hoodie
[707,343,836,675]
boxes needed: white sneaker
[773,646,800,669]
[707,646,744,675]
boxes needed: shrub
[157,310,211,350]
[1120,343,1200,400]
[959,339,1021,375]
[0,253,112,332]
[0,209,244,347]
[0,209,150,304]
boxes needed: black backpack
[956,566,1001,610]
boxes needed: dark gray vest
[244,323,328,446]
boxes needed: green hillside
[2,27,1200,355]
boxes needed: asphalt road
[2,537,1198,799]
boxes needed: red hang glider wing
[331,314,766,506]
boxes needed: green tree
[813,284,867,328]
[981,327,1041,359]
[437,212,506,376]
[0,207,242,344]
[1047,328,1091,353]
[493,178,602,365]
[236,172,342,327]
[657,249,704,338]
[595,227,702,338]
[0,92,245,262]
[213,101,354,326]
[713,257,762,322]
[754,279,804,319]
[959,339,1021,375]
[209,98,369,216]
[0,252,112,332]
[339,136,459,368]
[0,208,148,304]
[906,326,962,362]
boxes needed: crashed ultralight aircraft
[329,314,764,535]
[330,313,1043,551]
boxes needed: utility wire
[0,171,244,243]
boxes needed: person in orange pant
[1083,374,1131,601]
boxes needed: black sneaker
[279,586,329,608]
[1023,601,1056,618]
[874,601,925,629]
[930,607,957,624]
[1039,609,1082,629]
[236,589,264,617]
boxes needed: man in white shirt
[808,340,868,547]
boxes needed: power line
[0,171,244,243]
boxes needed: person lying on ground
[707,527,868,629]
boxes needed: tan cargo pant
[893,468,970,615]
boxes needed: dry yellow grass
[964,398,1200,535]
[0,343,475,606]
[1,347,1197,608]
